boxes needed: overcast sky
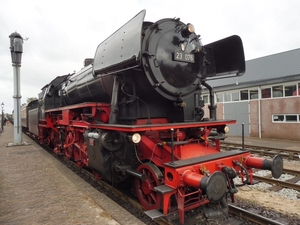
[1,0,300,114]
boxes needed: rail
[220,143,300,160]
[253,174,300,192]
[229,204,284,225]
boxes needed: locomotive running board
[144,209,164,220]
[164,149,250,168]
[154,185,175,194]
[90,119,237,132]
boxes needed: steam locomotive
[23,10,283,224]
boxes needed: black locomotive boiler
[23,10,283,224]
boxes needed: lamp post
[1,102,4,131]
[9,32,23,145]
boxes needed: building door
[224,102,249,136]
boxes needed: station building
[204,48,300,141]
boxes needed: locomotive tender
[24,10,283,224]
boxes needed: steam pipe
[242,123,245,150]
[234,161,250,185]
[171,128,175,164]
[201,81,216,120]
[109,76,120,124]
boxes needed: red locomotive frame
[36,102,282,224]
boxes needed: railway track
[220,142,300,160]
[253,168,300,192]
[253,174,300,192]
[283,168,300,176]
[228,204,284,225]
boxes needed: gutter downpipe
[258,86,262,138]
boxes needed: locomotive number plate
[174,51,195,63]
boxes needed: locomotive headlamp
[216,126,230,134]
[130,133,141,143]
[181,23,195,38]
[187,23,195,33]
[224,126,230,133]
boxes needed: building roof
[207,48,300,91]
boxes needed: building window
[272,85,283,97]
[216,93,223,102]
[262,88,271,98]
[284,84,297,97]
[212,82,298,104]
[286,115,297,122]
[273,115,284,121]
[240,90,249,100]
[203,95,209,104]
[224,92,231,102]
[273,114,300,123]
[250,89,258,99]
[232,91,239,101]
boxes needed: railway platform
[0,124,145,225]
[224,135,300,151]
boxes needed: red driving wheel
[134,162,163,210]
